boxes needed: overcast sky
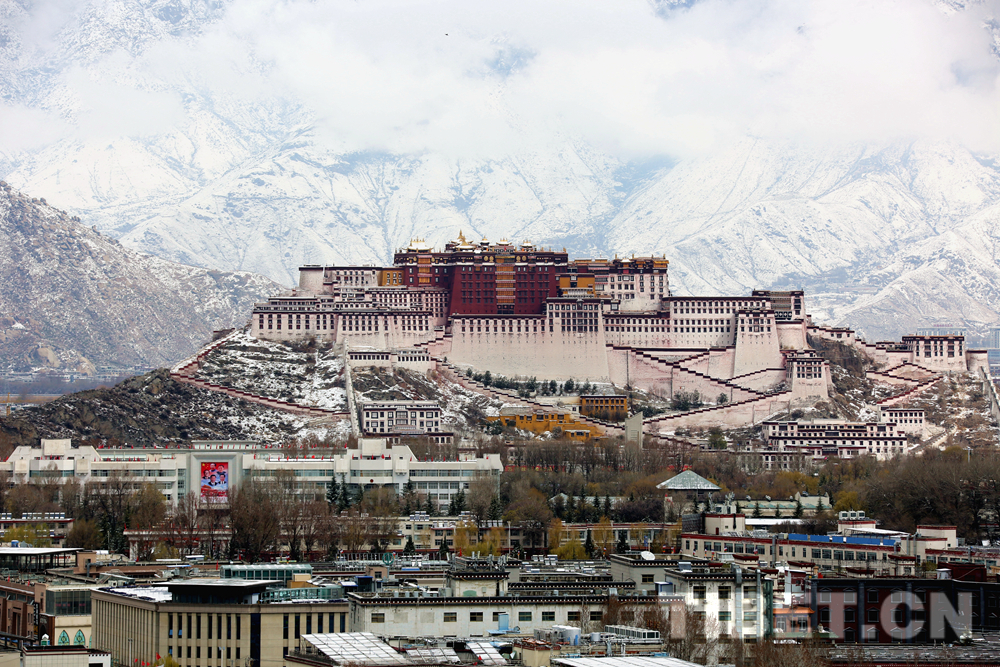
[3,0,999,159]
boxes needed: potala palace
[248,234,989,436]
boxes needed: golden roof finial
[458,229,466,243]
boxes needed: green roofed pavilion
[657,470,720,492]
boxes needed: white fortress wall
[706,348,737,379]
[251,310,337,343]
[392,350,435,373]
[675,351,711,374]
[298,266,325,292]
[447,316,611,381]
[968,350,989,375]
[729,368,787,392]
[733,310,783,376]
[789,373,830,405]
[602,312,672,348]
[777,320,808,350]
[645,392,794,431]
[605,348,760,402]
[347,351,392,369]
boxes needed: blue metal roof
[787,533,897,546]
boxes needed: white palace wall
[729,368,786,392]
[707,348,737,379]
[733,312,781,376]
[645,392,794,431]
[789,373,830,404]
[447,316,611,381]
[606,349,760,403]
[777,320,808,350]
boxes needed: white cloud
[0,104,68,153]
[6,0,1000,158]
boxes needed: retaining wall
[644,391,794,431]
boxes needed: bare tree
[338,510,370,553]
[359,487,399,553]
[130,483,167,560]
[228,476,280,562]
[503,487,553,554]
[198,494,228,559]
[173,492,201,555]
[94,470,136,553]
[467,476,496,531]
[274,470,307,560]
[301,501,327,559]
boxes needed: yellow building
[579,395,628,420]
[557,273,597,295]
[92,580,348,667]
[486,407,602,440]
[377,268,403,286]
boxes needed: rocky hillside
[0,183,280,371]
[195,333,348,410]
[0,335,507,448]
[196,332,506,431]
[0,370,325,449]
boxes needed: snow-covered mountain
[0,182,279,371]
[2,0,999,343]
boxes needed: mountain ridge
[2,0,1000,342]
[0,182,280,371]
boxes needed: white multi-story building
[761,420,907,462]
[878,407,926,437]
[359,401,442,434]
[1,439,501,507]
[659,564,772,642]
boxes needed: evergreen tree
[584,529,595,558]
[337,477,351,512]
[549,380,558,394]
[566,495,577,521]
[603,495,612,518]
[752,502,763,518]
[616,531,628,554]
[425,495,436,517]
[326,478,339,507]
[553,495,566,520]
[794,498,804,519]
[452,489,467,515]
[403,536,416,555]
[488,495,503,521]
[815,498,826,514]
[735,501,742,515]
[438,538,450,560]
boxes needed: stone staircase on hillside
[642,389,794,431]
[626,348,767,401]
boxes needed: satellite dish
[640,551,655,561]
